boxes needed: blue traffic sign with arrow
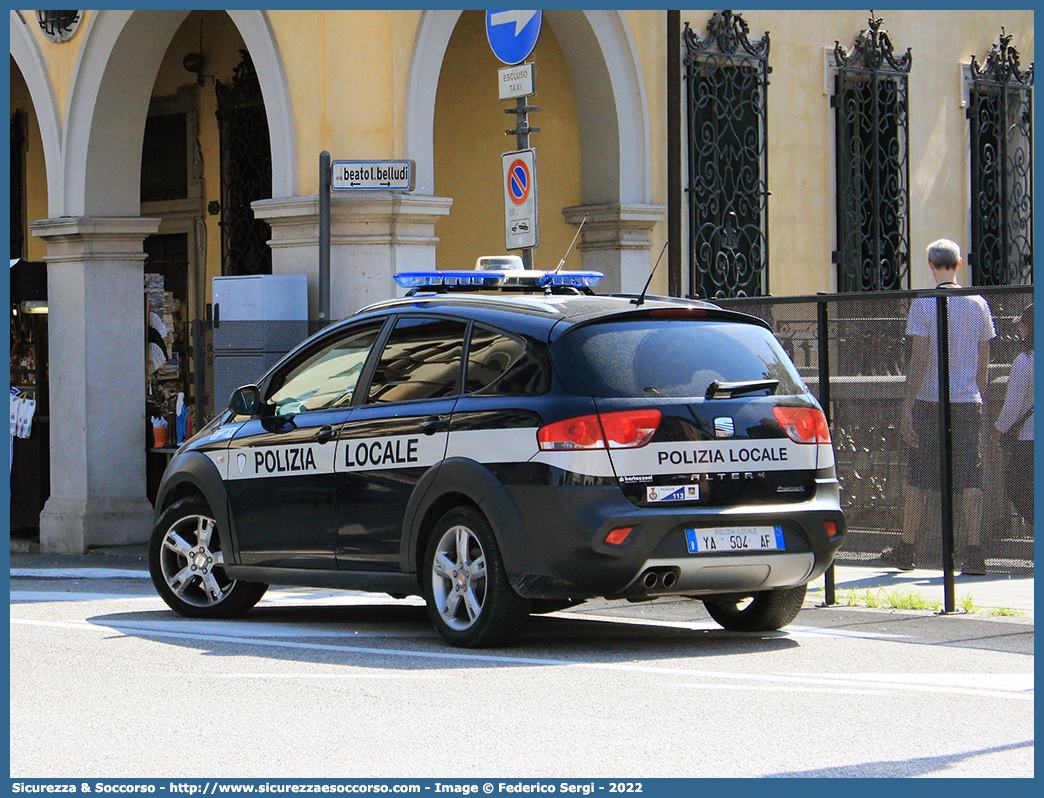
[486,10,542,65]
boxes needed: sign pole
[319,151,331,321]
[488,11,542,269]
[511,98,535,268]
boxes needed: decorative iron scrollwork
[684,11,770,300]
[968,30,1033,286]
[971,28,1034,86]
[216,50,273,277]
[686,9,768,59]
[833,12,912,74]
[832,13,911,292]
[36,11,81,43]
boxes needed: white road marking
[222,673,448,679]
[10,617,1032,701]
[679,684,889,696]
[11,568,149,579]
[11,591,158,603]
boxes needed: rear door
[334,315,467,571]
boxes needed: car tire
[149,495,267,618]
[703,584,807,632]
[422,506,530,648]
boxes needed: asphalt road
[9,573,1034,779]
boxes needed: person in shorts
[880,239,996,573]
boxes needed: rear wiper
[705,379,779,400]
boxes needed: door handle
[421,418,449,435]
[314,426,336,444]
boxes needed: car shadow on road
[83,600,801,669]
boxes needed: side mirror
[229,385,261,417]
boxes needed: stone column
[562,203,666,294]
[30,216,160,554]
[253,194,454,319]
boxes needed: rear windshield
[551,319,806,398]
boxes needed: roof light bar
[393,269,604,289]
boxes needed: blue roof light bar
[394,269,604,289]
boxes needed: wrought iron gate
[683,10,770,299]
[968,31,1034,286]
[832,15,911,292]
[216,50,273,276]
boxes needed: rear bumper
[497,476,845,600]
[612,552,816,599]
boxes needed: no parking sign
[502,149,538,250]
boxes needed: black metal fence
[719,286,1034,603]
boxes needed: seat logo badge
[237,452,247,474]
[714,417,735,438]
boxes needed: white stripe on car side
[204,427,825,482]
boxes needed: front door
[225,321,385,568]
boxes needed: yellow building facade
[8,9,1034,552]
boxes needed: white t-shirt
[996,350,1034,440]
[906,291,995,403]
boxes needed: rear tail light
[538,409,662,451]
[773,406,831,444]
[824,521,840,538]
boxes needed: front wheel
[149,495,268,618]
[703,584,807,632]
[422,506,530,648]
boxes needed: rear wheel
[149,495,267,618]
[703,584,807,632]
[422,506,530,647]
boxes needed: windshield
[551,319,806,398]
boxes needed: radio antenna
[631,240,669,306]
[554,215,588,273]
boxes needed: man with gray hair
[879,239,995,573]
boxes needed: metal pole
[515,98,533,270]
[817,297,836,605]
[667,10,682,298]
[319,151,331,321]
[935,292,956,613]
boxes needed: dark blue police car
[149,261,845,647]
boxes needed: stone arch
[9,10,63,213]
[61,9,296,218]
[405,9,651,205]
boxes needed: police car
[149,258,845,647]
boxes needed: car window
[465,326,527,393]
[266,323,383,414]
[367,317,467,404]
[551,319,806,398]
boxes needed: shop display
[145,272,189,449]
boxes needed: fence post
[935,293,956,613]
[817,296,836,605]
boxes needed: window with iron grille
[683,10,770,299]
[832,15,911,292]
[216,50,273,276]
[968,31,1033,286]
